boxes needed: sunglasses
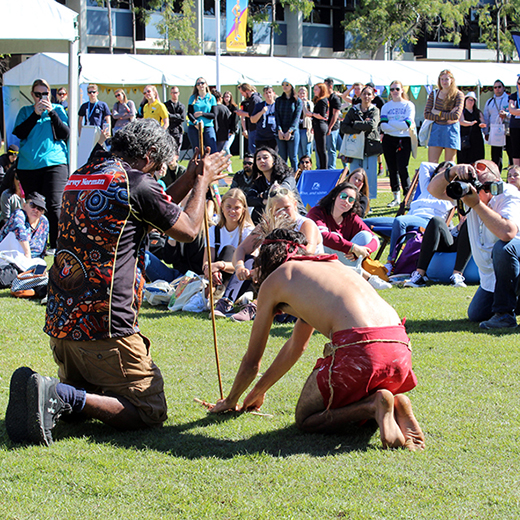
[58,91,66,96]
[494,85,504,89]
[115,93,123,97]
[243,161,254,166]
[144,89,152,94]
[389,87,401,92]
[29,202,44,211]
[88,90,97,94]
[269,187,289,198]
[339,193,356,203]
[8,150,19,155]
[196,82,206,86]
[33,92,49,99]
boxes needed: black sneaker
[5,367,35,443]
[26,374,72,446]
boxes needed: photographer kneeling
[428,159,520,329]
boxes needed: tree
[342,0,479,59]
[96,0,114,54]
[154,0,200,55]
[478,0,520,62]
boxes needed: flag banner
[424,85,433,96]
[226,0,248,52]
[410,86,421,99]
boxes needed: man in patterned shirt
[6,119,229,446]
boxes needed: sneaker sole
[5,367,35,443]
[26,374,54,446]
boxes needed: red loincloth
[313,324,417,410]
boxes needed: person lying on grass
[210,228,425,451]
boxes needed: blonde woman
[112,89,136,131]
[424,70,464,163]
[143,85,168,129]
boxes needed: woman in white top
[203,188,254,289]
[381,80,416,208]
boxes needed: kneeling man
[211,229,424,451]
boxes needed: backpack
[391,231,423,276]
[10,267,48,298]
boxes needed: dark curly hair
[317,182,361,219]
[252,146,294,184]
[253,228,308,289]
[111,119,177,168]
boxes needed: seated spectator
[247,146,305,224]
[307,182,391,290]
[203,188,254,297]
[0,144,18,185]
[0,168,24,226]
[403,216,471,288]
[345,167,370,217]
[0,193,48,288]
[428,160,520,329]
[295,154,313,180]
[507,165,520,190]
[162,151,186,188]
[214,186,323,322]
[229,153,256,195]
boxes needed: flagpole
[216,0,221,91]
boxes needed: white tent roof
[5,52,520,89]
[0,0,78,54]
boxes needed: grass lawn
[1,146,520,519]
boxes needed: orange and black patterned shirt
[44,154,181,341]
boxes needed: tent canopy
[0,0,78,54]
[5,52,520,90]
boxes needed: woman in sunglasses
[0,192,49,288]
[12,78,69,252]
[307,182,391,289]
[380,80,416,209]
[112,89,136,132]
[187,77,217,153]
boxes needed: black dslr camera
[446,177,504,199]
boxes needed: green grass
[1,145,520,519]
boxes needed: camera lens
[446,181,471,199]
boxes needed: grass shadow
[406,317,519,335]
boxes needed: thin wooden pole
[198,122,224,399]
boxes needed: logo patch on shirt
[65,174,114,191]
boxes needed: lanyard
[87,101,98,122]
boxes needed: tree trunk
[270,0,275,56]
[107,0,114,54]
[130,0,136,54]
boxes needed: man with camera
[428,159,520,329]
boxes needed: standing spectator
[187,77,217,154]
[251,86,278,151]
[340,85,382,200]
[274,79,303,170]
[165,86,186,152]
[112,89,136,132]
[324,77,342,169]
[142,85,168,129]
[483,80,511,171]
[458,92,486,165]
[56,88,68,111]
[78,83,111,137]
[13,79,69,251]
[298,87,314,161]
[222,91,239,163]
[380,80,416,208]
[230,153,256,195]
[211,90,233,152]
[424,70,464,164]
[508,76,520,167]
[341,82,364,106]
[311,83,329,170]
[236,83,263,155]
[0,144,18,184]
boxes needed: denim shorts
[429,122,461,150]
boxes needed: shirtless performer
[210,228,425,451]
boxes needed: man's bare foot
[394,394,425,451]
[374,389,405,449]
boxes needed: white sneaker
[368,275,392,290]
[450,272,467,288]
[387,199,400,208]
[403,270,427,288]
[235,291,254,306]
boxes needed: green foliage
[343,0,479,58]
[155,0,200,55]
[478,0,520,61]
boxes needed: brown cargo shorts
[50,333,167,427]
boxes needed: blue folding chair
[296,169,343,211]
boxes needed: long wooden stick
[199,122,224,399]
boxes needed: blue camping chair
[296,169,343,211]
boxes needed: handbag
[339,132,365,160]
[168,271,207,312]
[419,90,437,147]
[362,257,389,282]
[488,116,506,147]
[11,267,48,298]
